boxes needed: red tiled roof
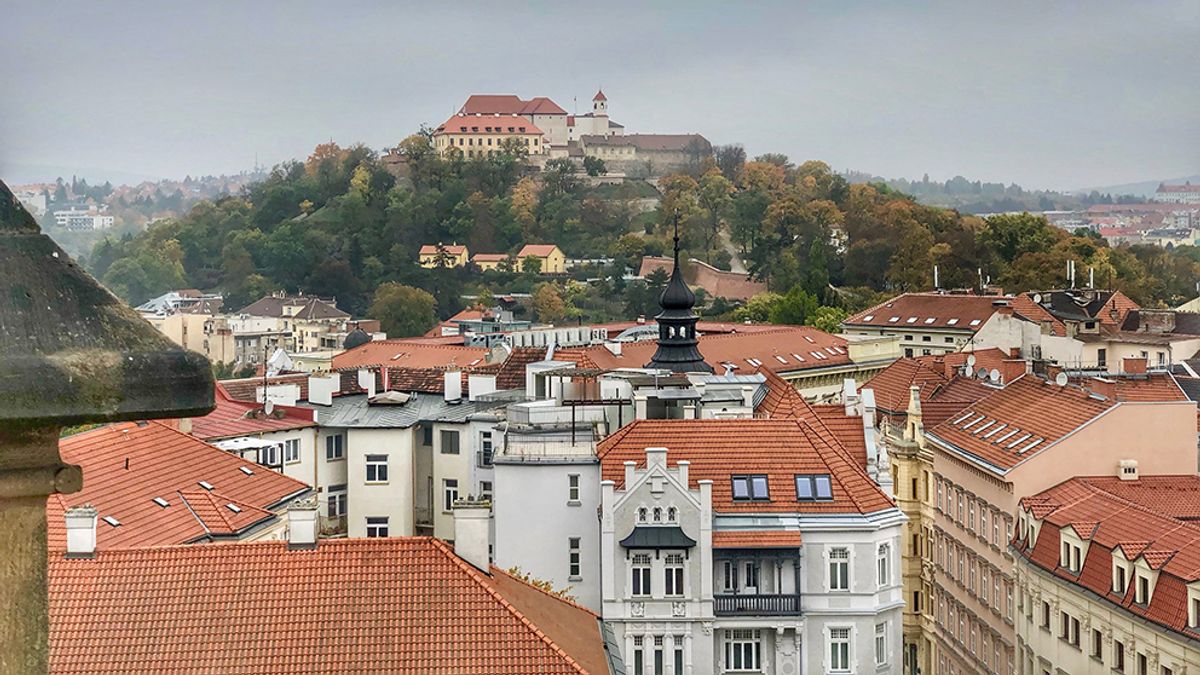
[1015,475,1200,639]
[845,292,1004,332]
[864,358,949,414]
[220,373,310,403]
[459,94,568,116]
[598,419,894,515]
[927,375,1116,471]
[190,386,316,440]
[713,530,802,549]
[556,326,851,375]
[333,340,491,370]
[1157,182,1200,194]
[419,244,467,255]
[49,538,607,674]
[496,346,550,390]
[755,366,821,420]
[473,253,508,262]
[592,89,607,102]
[434,113,544,136]
[518,244,561,258]
[1010,293,1066,335]
[47,422,309,550]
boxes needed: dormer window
[796,474,833,501]
[732,475,769,501]
[1136,574,1150,604]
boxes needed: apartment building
[1013,473,1200,675]
[418,243,470,268]
[432,112,547,158]
[844,293,1020,357]
[921,373,1196,675]
[597,421,905,674]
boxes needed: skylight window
[1006,433,1032,449]
[732,475,770,501]
[810,351,826,360]
[994,428,1020,444]
[982,423,1007,439]
[888,317,900,323]
[775,355,788,364]
[804,336,816,343]
[969,319,982,326]
[947,318,959,325]
[924,317,937,324]
[825,347,837,355]
[225,503,242,513]
[198,481,215,491]
[746,358,762,367]
[792,354,806,362]
[952,412,975,425]
[152,497,169,508]
[796,474,833,501]
[1019,438,1044,454]
[102,516,121,527]
[962,415,986,429]
[239,466,254,476]
[906,317,918,324]
[862,315,875,322]
[973,421,996,435]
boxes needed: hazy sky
[2,1,1196,190]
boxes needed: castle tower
[592,89,608,116]
[646,216,713,374]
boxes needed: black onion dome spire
[645,215,713,373]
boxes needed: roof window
[796,474,833,501]
[994,428,1020,444]
[982,423,1007,438]
[952,411,975,425]
[888,317,900,323]
[239,466,254,476]
[906,317,918,323]
[862,315,875,322]
[152,497,169,508]
[225,503,242,513]
[775,355,788,364]
[198,480,215,491]
[804,336,816,343]
[746,358,762,367]
[969,319,982,326]
[1006,433,1032,449]
[102,516,121,527]
[947,318,959,325]
[732,475,770,501]
[924,317,936,324]
[961,414,986,429]
[791,353,806,362]
[973,421,996,435]
[1018,438,1044,454]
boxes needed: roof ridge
[427,539,589,673]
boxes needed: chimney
[1118,459,1139,481]
[444,369,463,404]
[64,505,98,559]
[1000,359,1027,384]
[843,379,860,416]
[308,373,338,406]
[287,498,318,550]
[624,460,637,487]
[604,341,623,356]
[452,496,492,572]
[1123,357,1147,375]
[177,417,193,434]
[741,385,755,408]
[677,459,689,487]
[645,446,668,468]
[467,374,497,402]
[1087,377,1116,400]
[357,369,376,398]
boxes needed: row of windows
[730,474,833,502]
[935,528,1015,620]
[254,438,301,467]
[630,634,685,675]
[630,553,686,597]
[937,588,1010,673]
[935,474,1012,549]
[1022,607,1174,675]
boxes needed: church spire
[646,215,712,373]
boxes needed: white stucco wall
[345,427,415,537]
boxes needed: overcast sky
[2,1,1196,190]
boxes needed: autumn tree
[532,283,566,323]
[369,283,438,337]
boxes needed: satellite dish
[1032,293,1042,304]
[989,369,1001,383]
[967,354,977,368]
[264,399,275,415]
[1054,372,1069,387]
[976,367,989,379]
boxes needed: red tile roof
[220,372,311,402]
[593,89,607,102]
[864,358,949,414]
[473,253,509,262]
[518,244,561,258]
[435,113,544,136]
[754,368,868,468]
[49,538,608,674]
[496,346,550,390]
[713,530,802,549]
[845,292,1005,332]
[47,422,309,550]
[190,386,317,440]
[333,340,492,370]
[556,326,851,375]
[418,244,467,255]
[598,419,894,515]
[459,94,568,116]
[1015,475,1200,639]
[927,375,1116,471]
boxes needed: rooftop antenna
[977,268,983,291]
[934,265,940,290]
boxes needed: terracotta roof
[434,113,544,136]
[47,422,309,550]
[755,366,821,420]
[333,340,491,370]
[713,530,802,549]
[1015,475,1200,639]
[190,386,316,440]
[459,94,568,116]
[1157,182,1200,193]
[864,358,949,414]
[810,404,869,468]
[1014,289,1138,329]
[592,89,607,102]
[598,419,894,515]
[518,244,561,258]
[927,375,1116,472]
[473,253,508,262]
[754,368,866,467]
[496,346,550,390]
[1075,372,1189,402]
[49,538,608,674]
[220,373,310,403]
[419,244,467,255]
[556,326,851,376]
[845,292,1004,333]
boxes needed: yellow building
[516,244,566,274]
[432,112,547,159]
[418,244,469,268]
[471,253,508,271]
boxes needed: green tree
[732,292,783,323]
[532,283,566,323]
[582,156,607,177]
[805,306,849,333]
[769,286,819,325]
[369,283,438,337]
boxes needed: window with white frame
[877,543,891,587]
[875,622,888,666]
[568,537,581,579]
[631,554,652,596]
[722,560,737,592]
[1114,559,1130,595]
[1060,533,1083,573]
[567,474,580,504]
[479,431,493,466]
[829,547,850,591]
[478,480,493,503]
[365,454,388,483]
[632,635,644,675]
[442,479,458,512]
[259,443,280,468]
[1189,587,1200,628]
[1136,573,1151,605]
[365,516,388,537]
[327,484,347,518]
[829,627,851,672]
[726,629,761,672]
[325,433,344,460]
[743,561,760,591]
[664,553,684,596]
[673,636,684,675]
[283,438,300,463]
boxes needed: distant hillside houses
[430,89,709,177]
[1153,181,1200,204]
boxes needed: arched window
[638,507,648,523]
[653,507,662,523]
[668,507,677,522]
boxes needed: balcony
[713,593,802,616]
[318,515,346,536]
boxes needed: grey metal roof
[619,525,696,549]
[300,392,505,428]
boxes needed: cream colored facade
[145,313,236,364]
[418,245,470,269]
[432,114,547,160]
[519,245,567,274]
[1014,552,1200,675]
[782,334,901,401]
[925,400,1197,675]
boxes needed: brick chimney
[63,505,98,559]
[452,496,492,572]
[1123,357,1148,375]
[1000,359,1027,385]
